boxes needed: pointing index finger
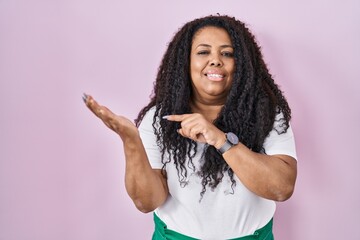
[163,114,189,122]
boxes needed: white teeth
[207,74,223,78]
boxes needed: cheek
[227,64,235,80]
[227,60,235,72]
[226,66,235,87]
[190,65,204,83]
[191,60,204,72]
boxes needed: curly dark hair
[135,15,291,198]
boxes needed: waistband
[152,213,274,240]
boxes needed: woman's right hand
[83,94,139,140]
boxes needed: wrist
[214,133,227,149]
[216,132,239,154]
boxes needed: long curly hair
[135,15,291,198]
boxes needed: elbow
[133,199,157,213]
[274,185,295,202]
[137,208,154,214]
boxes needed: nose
[209,54,223,67]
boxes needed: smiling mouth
[205,73,225,81]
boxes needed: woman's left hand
[164,113,226,148]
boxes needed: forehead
[192,26,232,46]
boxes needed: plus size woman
[84,15,297,240]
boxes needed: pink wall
[1,1,359,239]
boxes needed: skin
[84,26,297,212]
[167,27,297,201]
[190,27,235,110]
[84,96,168,212]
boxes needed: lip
[204,70,226,81]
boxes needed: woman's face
[190,26,235,105]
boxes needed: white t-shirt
[139,107,297,239]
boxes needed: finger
[163,114,193,122]
[177,128,186,138]
[178,121,199,138]
[85,96,115,119]
[186,123,207,142]
[178,128,206,143]
[84,95,100,113]
[103,117,120,132]
[189,125,202,140]
[83,93,94,106]
[179,126,191,138]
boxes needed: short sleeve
[138,108,163,169]
[263,113,298,160]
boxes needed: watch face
[227,132,239,145]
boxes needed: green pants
[152,213,274,240]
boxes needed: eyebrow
[195,44,234,49]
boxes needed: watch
[217,132,239,154]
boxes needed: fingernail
[162,115,169,119]
[82,93,88,103]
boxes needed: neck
[190,97,224,122]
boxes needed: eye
[222,51,234,58]
[197,50,209,55]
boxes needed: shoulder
[263,111,297,160]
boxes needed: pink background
[1,0,359,239]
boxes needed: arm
[84,94,168,212]
[165,113,297,202]
[222,144,297,201]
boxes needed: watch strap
[217,132,239,154]
[217,140,233,154]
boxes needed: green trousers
[152,213,274,240]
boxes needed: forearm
[83,95,168,211]
[223,143,297,201]
[123,136,168,213]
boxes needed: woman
[84,15,297,240]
